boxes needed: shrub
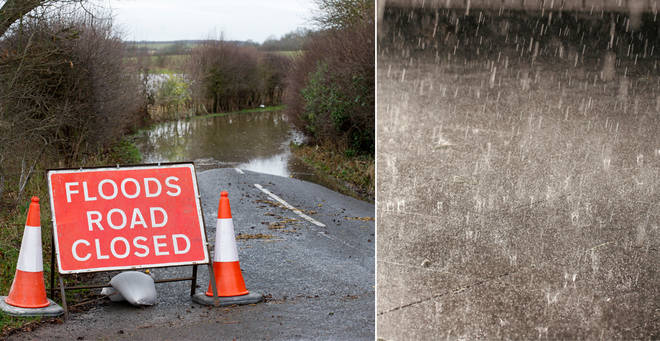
[260,28,310,51]
[259,53,292,106]
[284,15,374,155]
[152,73,191,120]
[187,41,291,114]
[188,41,290,112]
[0,14,147,204]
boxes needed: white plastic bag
[104,271,157,306]
[100,286,125,302]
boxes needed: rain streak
[377,1,660,339]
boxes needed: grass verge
[291,143,374,202]
[197,105,285,119]
[141,105,285,130]
[0,137,142,336]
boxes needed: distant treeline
[125,29,310,57]
[261,28,310,51]
[187,42,291,114]
[125,39,261,56]
[129,33,307,117]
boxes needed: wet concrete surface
[377,8,659,339]
[9,168,374,340]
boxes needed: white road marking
[314,229,361,251]
[253,184,325,227]
[234,168,244,174]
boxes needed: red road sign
[47,164,209,274]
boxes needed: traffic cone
[0,197,63,316]
[192,191,262,306]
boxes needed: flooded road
[133,110,319,180]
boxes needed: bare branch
[0,0,43,37]
[0,0,85,37]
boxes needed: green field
[272,50,303,58]
[126,40,202,52]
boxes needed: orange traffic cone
[0,197,63,316]
[192,191,262,306]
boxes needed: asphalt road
[9,168,375,340]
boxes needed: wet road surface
[10,168,375,340]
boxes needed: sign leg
[190,264,198,296]
[207,263,219,306]
[50,232,55,300]
[58,276,68,320]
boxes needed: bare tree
[313,0,373,30]
[0,0,96,38]
[0,0,43,37]
[1,0,90,38]
[187,41,287,113]
[0,13,146,204]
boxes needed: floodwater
[133,110,319,181]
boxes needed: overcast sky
[101,0,318,42]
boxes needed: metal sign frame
[46,162,219,317]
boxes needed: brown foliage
[260,52,292,105]
[284,20,374,155]
[187,41,291,113]
[0,15,147,204]
[0,0,48,37]
[313,0,373,30]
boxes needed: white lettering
[65,182,79,203]
[82,182,97,201]
[133,236,149,257]
[144,177,162,198]
[98,179,118,200]
[72,239,91,261]
[95,239,109,260]
[130,208,148,229]
[172,234,190,255]
[110,237,130,259]
[120,178,140,199]
[165,176,181,196]
[153,235,169,256]
[87,211,103,231]
[71,234,196,261]
[107,208,127,230]
[150,207,168,228]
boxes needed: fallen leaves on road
[345,216,375,221]
[256,199,287,209]
[236,233,274,240]
[267,218,299,230]
[268,222,286,229]
[256,199,318,215]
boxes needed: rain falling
[377,0,660,339]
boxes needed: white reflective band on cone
[16,225,43,272]
[214,218,239,262]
